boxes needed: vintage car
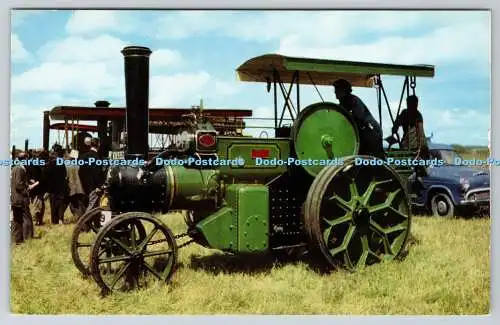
[408,142,490,217]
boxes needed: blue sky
[10,10,491,149]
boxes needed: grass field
[10,208,490,315]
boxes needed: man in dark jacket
[43,149,69,224]
[79,138,105,212]
[65,150,87,220]
[78,136,91,159]
[26,151,47,225]
[10,152,34,244]
[333,79,385,159]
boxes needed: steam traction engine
[72,46,412,295]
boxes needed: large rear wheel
[304,155,412,272]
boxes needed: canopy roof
[49,106,253,121]
[236,54,435,88]
[49,123,97,132]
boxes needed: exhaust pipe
[121,46,152,161]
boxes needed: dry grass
[10,207,490,315]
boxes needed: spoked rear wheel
[304,155,412,272]
[89,212,178,296]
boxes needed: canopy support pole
[274,69,297,127]
[273,70,278,130]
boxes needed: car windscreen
[432,149,463,165]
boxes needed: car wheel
[430,193,455,217]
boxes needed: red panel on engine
[251,149,270,159]
[198,134,216,147]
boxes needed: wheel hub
[131,251,143,261]
[352,201,370,229]
[437,201,447,214]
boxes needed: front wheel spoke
[143,249,173,258]
[89,224,100,233]
[130,223,137,250]
[328,195,353,212]
[329,224,356,256]
[109,262,131,289]
[142,261,165,281]
[138,226,159,252]
[99,254,134,264]
[108,236,134,256]
[77,242,92,248]
[98,248,108,258]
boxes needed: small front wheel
[71,207,103,277]
[89,212,178,296]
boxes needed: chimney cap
[121,46,152,57]
[94,100,111,107]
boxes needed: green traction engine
[72,46,412,295]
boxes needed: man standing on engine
[333,79,385,159]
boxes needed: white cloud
[11,34,32,63]
[12,34,184,99]
[153,11,227,39]
[212,80,240,97]
[151,49,183,71]
[422,107,490,145]
[277,19,490,66]
[10,104,46,148]
[65,10,137,35]
[37,35,127,63]
[152,11,488,48]
[12,61,121,97]
[149,72,211,107]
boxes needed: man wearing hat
[79,137,105,212]
[10,152,34,244]
[333,79,385,159]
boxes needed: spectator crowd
[10,137,106,245]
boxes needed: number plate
[99,195,109,208]
[100,211,112,226]
[475,192,490,201]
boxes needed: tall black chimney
[43,111,50,151]
[121,46,152,161]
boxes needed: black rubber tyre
[430,193,455,218]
